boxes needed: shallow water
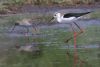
[60,44,99,49]
[5,19,100,37]
[2,19,99,50]
[0,7,100,67]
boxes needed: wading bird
[49,11,93,67]
[11,18,38,35]
[50,11,92,42]
[15,44,40,54]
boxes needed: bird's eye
[54,15,56,16]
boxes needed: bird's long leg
[65,23,75,43]
[73,21,84,36]
[65,22,84,43]
[64,23,75,57]
[73,22,83,32]
[65,22,84,67]
[72,22,84,67]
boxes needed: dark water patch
[1,19,100,39]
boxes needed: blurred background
[0,0,100,67]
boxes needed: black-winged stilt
[50,11,92,67]
[50,11,92,42]
[11,18,38,35]
[52,11,91,23]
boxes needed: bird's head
[48,12,61,23]
[54,12,61,18]
[48,12,63,25]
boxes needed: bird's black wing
[63,12,91,18]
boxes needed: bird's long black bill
[48,17,54,23]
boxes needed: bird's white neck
[54,13,62,23]
[57,16,62,23]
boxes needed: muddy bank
[0,4,100,15]
[19,5,100,13]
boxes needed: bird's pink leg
[65,22,84,43]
